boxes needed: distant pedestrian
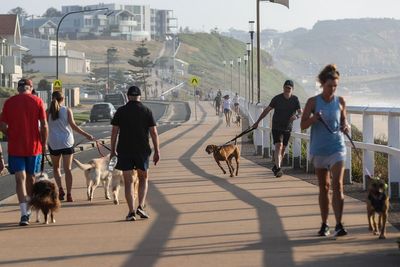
[252,80,302,177]
[300,64,348,237]
[110,85,160,221]
[0,78,48,226]
[233,93,240,115]
[47,91,94,202]
[222,95,232,127]
[214,94,222,115]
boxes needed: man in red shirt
[0,78,48,226]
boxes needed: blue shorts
[115,154,150,171]
[8,155,42,175]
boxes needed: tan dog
[205,144,240,177]
[74,156,138,205]
[366,177,390,239]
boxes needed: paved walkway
[0,102,399,267]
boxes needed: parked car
[90,102,116,122]
[104,92,127,109]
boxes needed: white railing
[239,99,400,198]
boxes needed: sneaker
[136,206,150,219]
[66,194,73,202]
[126,212,137,221]
[59,188,65,201]
[275,168,283,178]
[19,215,30,226]
[334,223,348,237]
[318,223,330,236]
[271,165,278,174]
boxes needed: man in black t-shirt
[110,85,160,221]
[252,80,302,177]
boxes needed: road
[0,101,190,202]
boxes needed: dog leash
[219,126,255,149]
[318,112,372,177]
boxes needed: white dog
[74,156,138,204]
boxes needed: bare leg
[123,170,135,213]
[15,171,27,203]
[316,168,330,224]
[274,143,284,168]
[62,154,73,195]
[330,161,345,225]
[137,169,149,208]
[51,155,62,189]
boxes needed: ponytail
[49,91,64,120]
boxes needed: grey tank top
[48,106,74,150]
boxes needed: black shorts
[234,103,239,107]
[115,154,150,171]
[272,129,291,146]
[48,146,75,156]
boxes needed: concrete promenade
[0,101,399,267]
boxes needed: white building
[22,36,90,75]
[0,14,24,88]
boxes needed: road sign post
[190,76,200,121]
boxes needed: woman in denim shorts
[301,64,349,237]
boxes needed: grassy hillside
[177,33,308,102]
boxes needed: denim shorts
[311,151,346,169]
[8,155,42,175]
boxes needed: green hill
[176,32,307,102]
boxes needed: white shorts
[311,151,346,169]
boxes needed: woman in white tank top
[48,91,94,202]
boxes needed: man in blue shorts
[110,85,160,221]
[0,78,48,226]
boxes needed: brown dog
[366,177,389,239]
[205,144,240,177]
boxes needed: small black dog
[30,175,61,224]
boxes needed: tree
[42,7,62,18]
[21,53,35,73]
[37,79,51,91]
[8,7,27,17]
[128,40,153,100]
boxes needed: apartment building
[0,14,24,88]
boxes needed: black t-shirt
[111,101,156,156]
[269,93,301,131]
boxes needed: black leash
[219,126,255,148]
[318,112,372,177]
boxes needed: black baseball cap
[127,86,141,96]
[283,80,294,88]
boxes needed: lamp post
[222,60,226,91]
[256,0,289,103]
[244,54,248,103]
[56,8,109,79]
[230,60,234,94]
[248,21,255,103]
[246,42,251,104]
[237,57,241,97]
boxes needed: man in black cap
[252,80,302,177]
[110,85,160,221]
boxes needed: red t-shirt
[1,93,46,156]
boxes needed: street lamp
[248,21,255,104]
[256,0,289,103]
[230,60,234,93]
[244,54,248,103]
[222,60,226,91]
[237,57,241,97]
[246,42,251,103]
[56,8,109,79]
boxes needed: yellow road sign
[190,76,200,87]
[53,80,62,92]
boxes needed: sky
[1,0,400,32]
